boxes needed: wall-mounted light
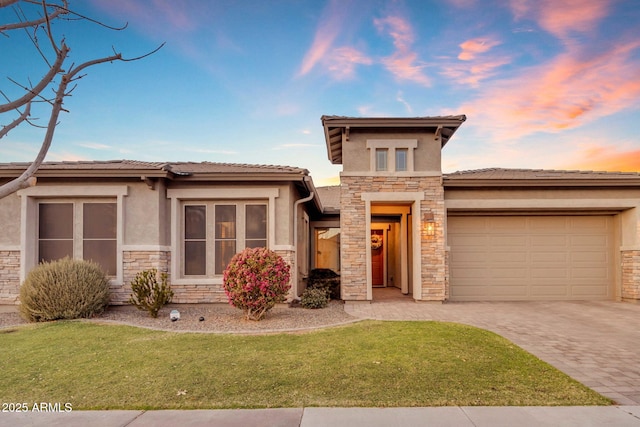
[424,212,436,237]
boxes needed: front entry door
[371,230,384,287]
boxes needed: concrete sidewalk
[1,406,640,426]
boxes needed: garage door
[448,216,614,301]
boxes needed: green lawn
[0,320,610,409]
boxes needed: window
[396,148,408,171]
[38,203,73,262]
[367,140,417,173]
[184,205,206,275]
[38,202,117,275]
[245,205,267,248]
[182,202,267,277]
[375,149,388,171]
[214,205,236,275]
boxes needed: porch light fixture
[424,212,436,237]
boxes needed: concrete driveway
[345,293,640,405]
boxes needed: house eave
[321,115,466,165]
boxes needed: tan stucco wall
[0,191,21,247]
[124,181,169,246]
[342,131,442,173]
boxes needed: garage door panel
[531,252,567,263]
[449,215,613,301]
[531,268,568,279]
[531,285,569,297]
[571,285,609,296]
[490,235,527,246]
[490,251,527,262]
[530,217,568,230]
[571,251,607,262]
[531,235,568,246]
[489,285,528,297]
[571,217,609,230]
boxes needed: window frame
[36,200,118,276]
[18,185,127,285]
[169,187,279,286]
[366,139,418,174]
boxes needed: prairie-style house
[1,115,639,305]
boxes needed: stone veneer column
[274,249,296,302]
[339,175,448,301]
[621,250,640,301]
[340,176,368,300]
[419,176,447,301]
[0,250,20,304]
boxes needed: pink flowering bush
[222,247,291,321]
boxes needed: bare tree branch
[0,0,164,199]
[0,0,68,33]
[0,101,30,139]
[0,43,68,113]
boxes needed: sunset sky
[1,0,639,186]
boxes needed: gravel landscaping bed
[0,300,358,334]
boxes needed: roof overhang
[321,115,466,164]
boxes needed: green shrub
[19,257,111,322]
[300,287,329,309]
[223,247,291,321]
[307,268,340,300]
[128,269,173,318]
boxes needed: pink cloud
[441,57,511,86]
[459,39,640,141]
[509,0,610,41]
[326,46,373,80]
[441,37,507,86]
[297,0,347,76]
[375,16,431,86]
[458,38,501,61]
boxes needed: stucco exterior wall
[342,131,442,173]
[0,191,21,247]
[124,181,170,246]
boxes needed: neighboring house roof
[444,168,640,187]
[321,115,467,164]
[316,186,340,214]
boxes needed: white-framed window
[367,140,418,173]
[37,200,117,276]
[182,201,267,277]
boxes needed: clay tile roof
[0,160,308,178]
[444,167,640,186]
[316,186,340,212]
[165,162,308,175]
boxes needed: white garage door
[448,216,614,301]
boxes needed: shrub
[128,269,173,318]
[307,268,341,300]
[300,287,329,309]
[223,247,291,321]
[20,257,111,322]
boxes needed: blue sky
[2,0,639,186]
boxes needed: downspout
[292,178,315,300]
